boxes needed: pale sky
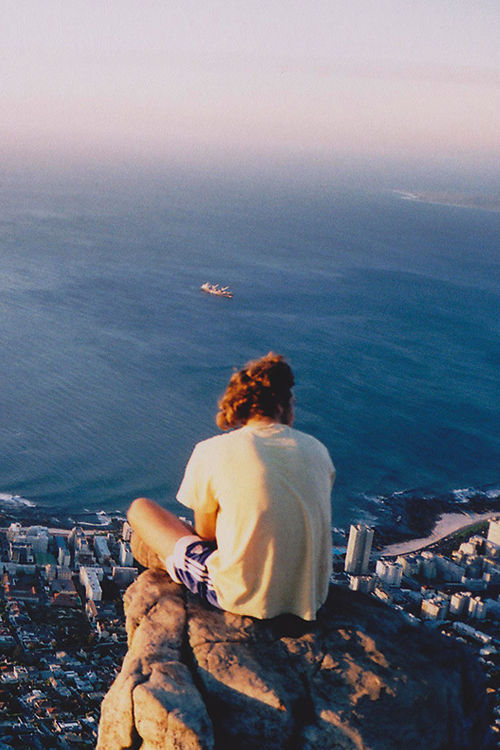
[2,0,500,173]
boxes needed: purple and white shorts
[165,535,221,608]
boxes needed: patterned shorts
[165,535,221,609]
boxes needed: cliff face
[97,570,492,750]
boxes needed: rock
[97,569,493,749]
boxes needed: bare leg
[127,497,194,566]
[130,531,166,570]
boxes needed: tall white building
[25,526,50,553]
[94,536,111,565]
[396,554,421,576]
[487,518,500,547]
[449,592,468,616]
[7,523,23,542]
[421,596,449,621]
[375,560,403,587]
[344,524,374,575]
[434,556,465,583]
[420,552,437,581]
[349,575,375,594]
[468,596,488,620]
[79,567,102,602]
[119,541,134,567]
[6,524,50,553]
[55,537,71,567]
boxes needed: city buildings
[0,519,134,747]
[344,524,374,575]
[1,514,500,744]
[375,560,403,586]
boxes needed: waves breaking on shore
[1,485,498,545]
[0,493,36,508]
[0,493,122,529]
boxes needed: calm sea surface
[0,167,498,526]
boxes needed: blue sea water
[0,166,498,526]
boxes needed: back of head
[216,352,294,430]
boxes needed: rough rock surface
[97,569,492,749]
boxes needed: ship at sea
[200,282,233,298]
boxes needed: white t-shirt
[176,423,335,620]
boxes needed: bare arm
[194,509,217,541]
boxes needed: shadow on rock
[97,569,494,750]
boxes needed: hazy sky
[2,1,500,174]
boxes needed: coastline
[380,510,498,557]
[392,190,500,213]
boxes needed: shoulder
[287,426,334,467]
[190,428,246,457]
[288,426,328,451]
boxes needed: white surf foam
[0,493,36,507]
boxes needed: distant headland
[393,190,500,213]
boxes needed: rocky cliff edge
[97,569,492,749]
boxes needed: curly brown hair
[216,352,295,430]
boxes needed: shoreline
[380,510,498,557]
[392,190,500,214]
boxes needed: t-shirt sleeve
[176,441,219,514]
[313,436,336,489]
[328,453,336,487]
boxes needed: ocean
[0,165,498,528]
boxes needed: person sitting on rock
[127,352,335,621]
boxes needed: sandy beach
[380,511,498,557]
